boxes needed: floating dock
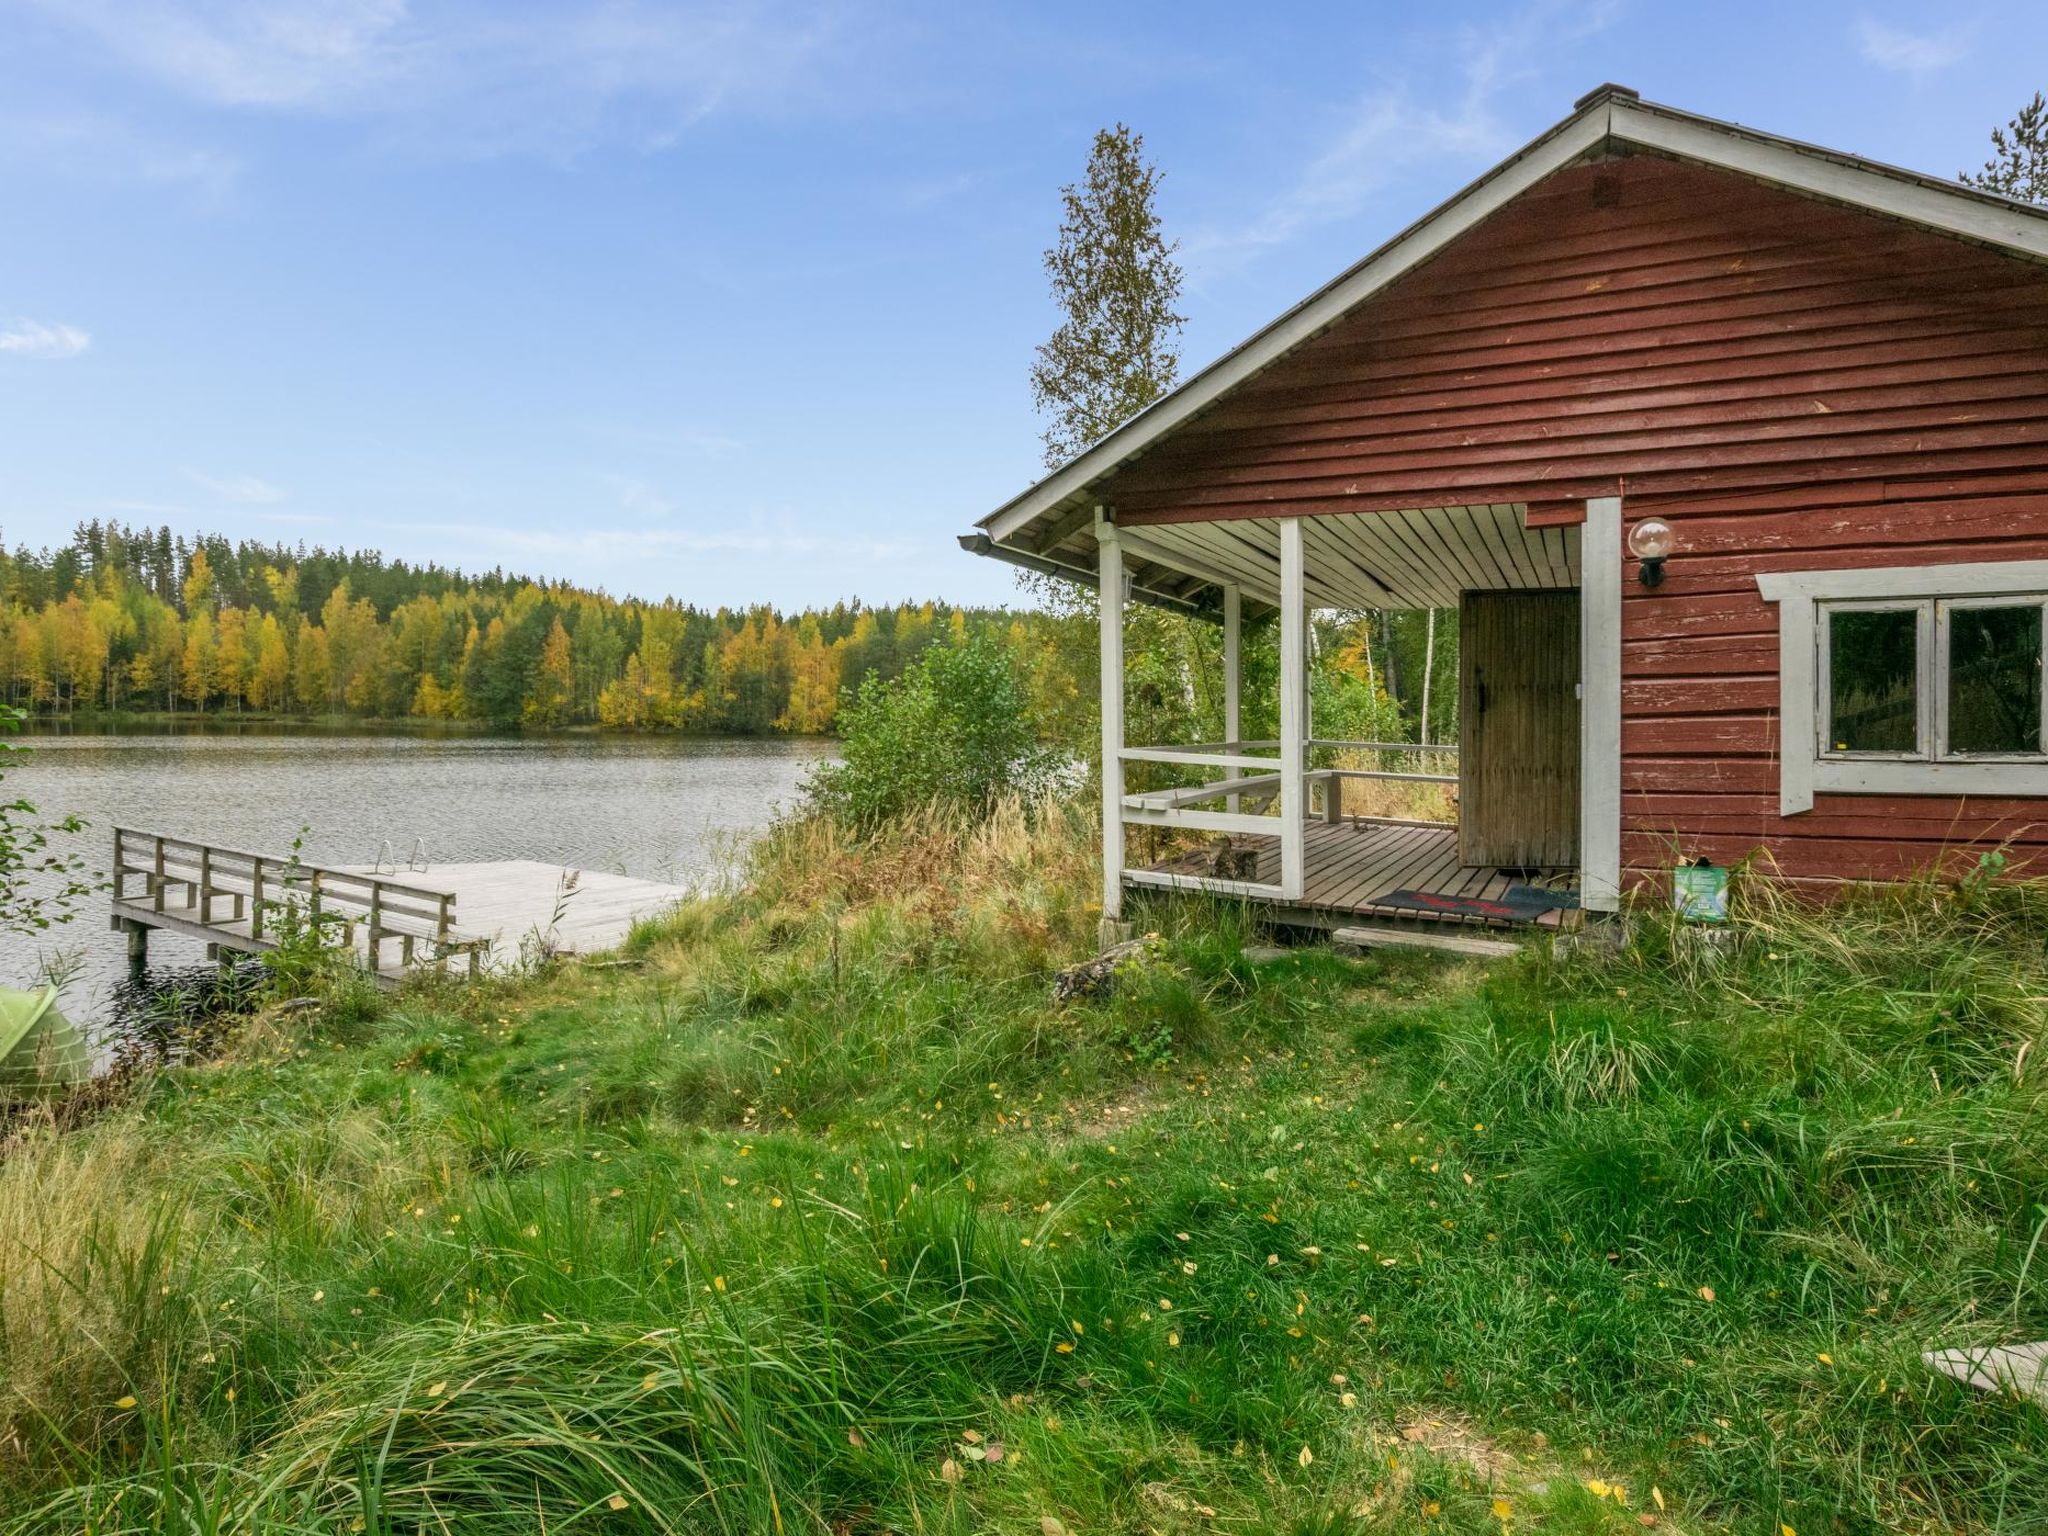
[110,829,692,984]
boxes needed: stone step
[1332,924,1523,960]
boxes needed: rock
[1053,938,1154,1004]
[1924,1341,2048,1407]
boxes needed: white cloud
[185,468,288,503]
[0,111,241,201]
[607,474,675,520]
[0,317,90,359]
[25,0,854,157]
[1189,1,1620,269]
[1856,17,1971,74]
[584,422,746,458]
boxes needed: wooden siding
[1096,152,2048,886]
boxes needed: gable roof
[968,85,2048,574]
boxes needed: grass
[1,799,2046,1533]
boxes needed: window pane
[1948,604,2043,755]
[1828,608,1918,753]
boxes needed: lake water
[1,729,832,1022]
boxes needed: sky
[2,1,2045,611]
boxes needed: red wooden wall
[1099,152,2048,885]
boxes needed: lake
[1,728,833,1022]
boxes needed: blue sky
[2,1,2045,609]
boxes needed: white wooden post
[1278,518,1306,901]
[1223,583,1242,813]
[1095,509,1126,926]
[1303,601,1318,816]
[1581,495,1623,912]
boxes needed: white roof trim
[979,91,2048,549]
[1612,102,2048,263]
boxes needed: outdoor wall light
[1628,518,1675,588]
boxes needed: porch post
[1278,518,1306,900]
[1222,583,1242,813]
[1095,508,1126,924]
[1581,495,1623,912]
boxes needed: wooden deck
[110,829,692,985]
[1139,819,1577,930]
[335,860,694,968]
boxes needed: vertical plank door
[1459,590,1581,868]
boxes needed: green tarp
[0,986,91,1101]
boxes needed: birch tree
[1029,125,1186,468]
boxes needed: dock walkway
[110,829,692,984]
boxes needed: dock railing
[111,827,478,974]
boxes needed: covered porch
[1084,499,1623,933]
[1138,818,1581,932]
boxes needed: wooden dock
[110,829,693,984]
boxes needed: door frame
[1457,588,1583,869]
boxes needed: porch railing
[1115,738,1458,902]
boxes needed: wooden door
[1458,591,1580,868]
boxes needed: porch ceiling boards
[1097,503,1580,611]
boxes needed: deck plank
[1137,820,1578,930]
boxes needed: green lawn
[3,803,2045,1533]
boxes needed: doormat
[1367,884,1579,923]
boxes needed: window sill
[1813,757,2048,799]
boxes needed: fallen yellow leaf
[1298,1445,1314,1467]
[1492,1498,1513,1519]
[115,1395,138,1410]
[607,1494,628,1511]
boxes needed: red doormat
[1367,884,1578,923]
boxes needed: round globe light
[1622,520,1671,561]
[1627,518,1675,561]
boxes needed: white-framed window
[1758,561,2048,815]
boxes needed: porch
[1085,501,1623,933]
[1137,817,1580,931]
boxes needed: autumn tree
[181,546,218,616]
[183,610,220,709]
[294,624,331,712]
[250,613,292,710]
[1962,92,2048,204]
[527,617,574,727]
[1028,123,1186,468]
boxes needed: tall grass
[2,801,2045,1532]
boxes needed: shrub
[800,633,1061,829]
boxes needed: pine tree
[1029,124,1186,468]
[1962,92,2048,204]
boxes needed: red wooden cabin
[965,86,2048,932]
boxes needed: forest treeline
[0,521,1032,734]
[0,520,1459,745]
